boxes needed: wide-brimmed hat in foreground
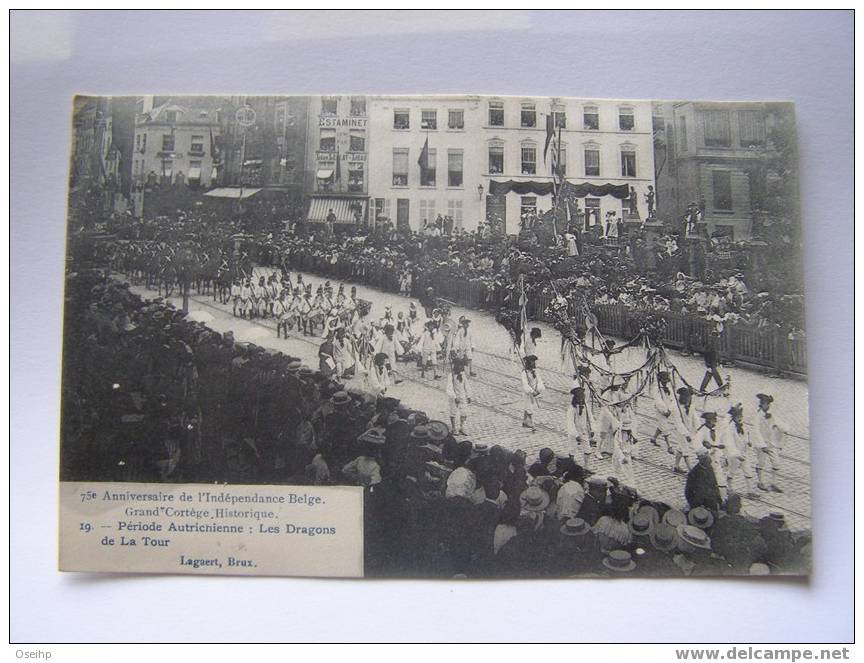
[602,550,636,573]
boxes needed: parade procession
[60,94,811,578]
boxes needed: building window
[350,97,366,116]
[738,110,766,147]
[393,109,410,130]
[488,143,504,174]
[395,198,410,230]
[188,159,202,185]
[349,130,365,152]
[420,148,436,187]
[521,144,537,175]
[420,199,436,225]
[712,171,733,210]
[421,110,437,130]
[552,109,566,129]
[135,134,141,151]
[161,134,175,152]
[161,159,173,184]
[317,163,335,192]
[489,101,504,126]
[448,109,464,129]
[319,129,336,151]
[583,106,599,130]
[392,148,409,186]
[190,135,204,154]
[584,147,600,177]
[703,110,731,147]
[447,150,463,187]
[165,111,177,123]
[618,107,635,131]
[678,116,688,152]
[520,196,537,219]
[448,199,464,229]
[521,103,536,128]
[620,148,637,177]
[321,97,338,116]
[348,163,364,193]
[374,198,391,224]
[585,198,601,227]
[141,134,147,153]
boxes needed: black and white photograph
[10,8,854,646]
[62,92,810,578]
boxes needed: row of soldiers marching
[560,360,789,501]
[229,271,362,339]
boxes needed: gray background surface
[10,10,853,643]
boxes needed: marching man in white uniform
[753,393,787,493]
[565,384,595,469]
[420,320,443,380]
[446,357,473,436]
[650,371,678,454]
[719,403,757,497]
[595,384,622,459]
[691,410,728,501]
[520,354,545,432]
[452,316,477,377]
[672,386,699,474]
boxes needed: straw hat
[426,420,449,442]
[602,550,636,573]
[687,506,715,529]
[649,523,679,552]
[560,518,591,537]
[629,513,654,538]
[676,524,712,552]
[663,509,687,528]
[519,486,550,512]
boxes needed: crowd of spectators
[61,267,810,577]
[91,206,805,335]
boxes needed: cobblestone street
[129,267,811,531]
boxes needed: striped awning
[307,197,367,223]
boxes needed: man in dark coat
[577,477,608,526]
[685,450,723,511]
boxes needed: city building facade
[653,101,795,239]
[366,96,484,232]
[130,97,220,216]
[479,96,655,234]
[69,96,123,216]
[303,95,370,226]
[365,95,656,234]
[218,95,310,193]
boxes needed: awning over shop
[316,169,334,180]
[307,197,367,223]
[203,187,262,200]
[187,167,201,180]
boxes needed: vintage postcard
[60,94,809,578]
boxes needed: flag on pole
[417,136,430,171]
[209,125,218,162]
[335,149,341,182]
[543,114,555,161]
[518,275,529,358]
